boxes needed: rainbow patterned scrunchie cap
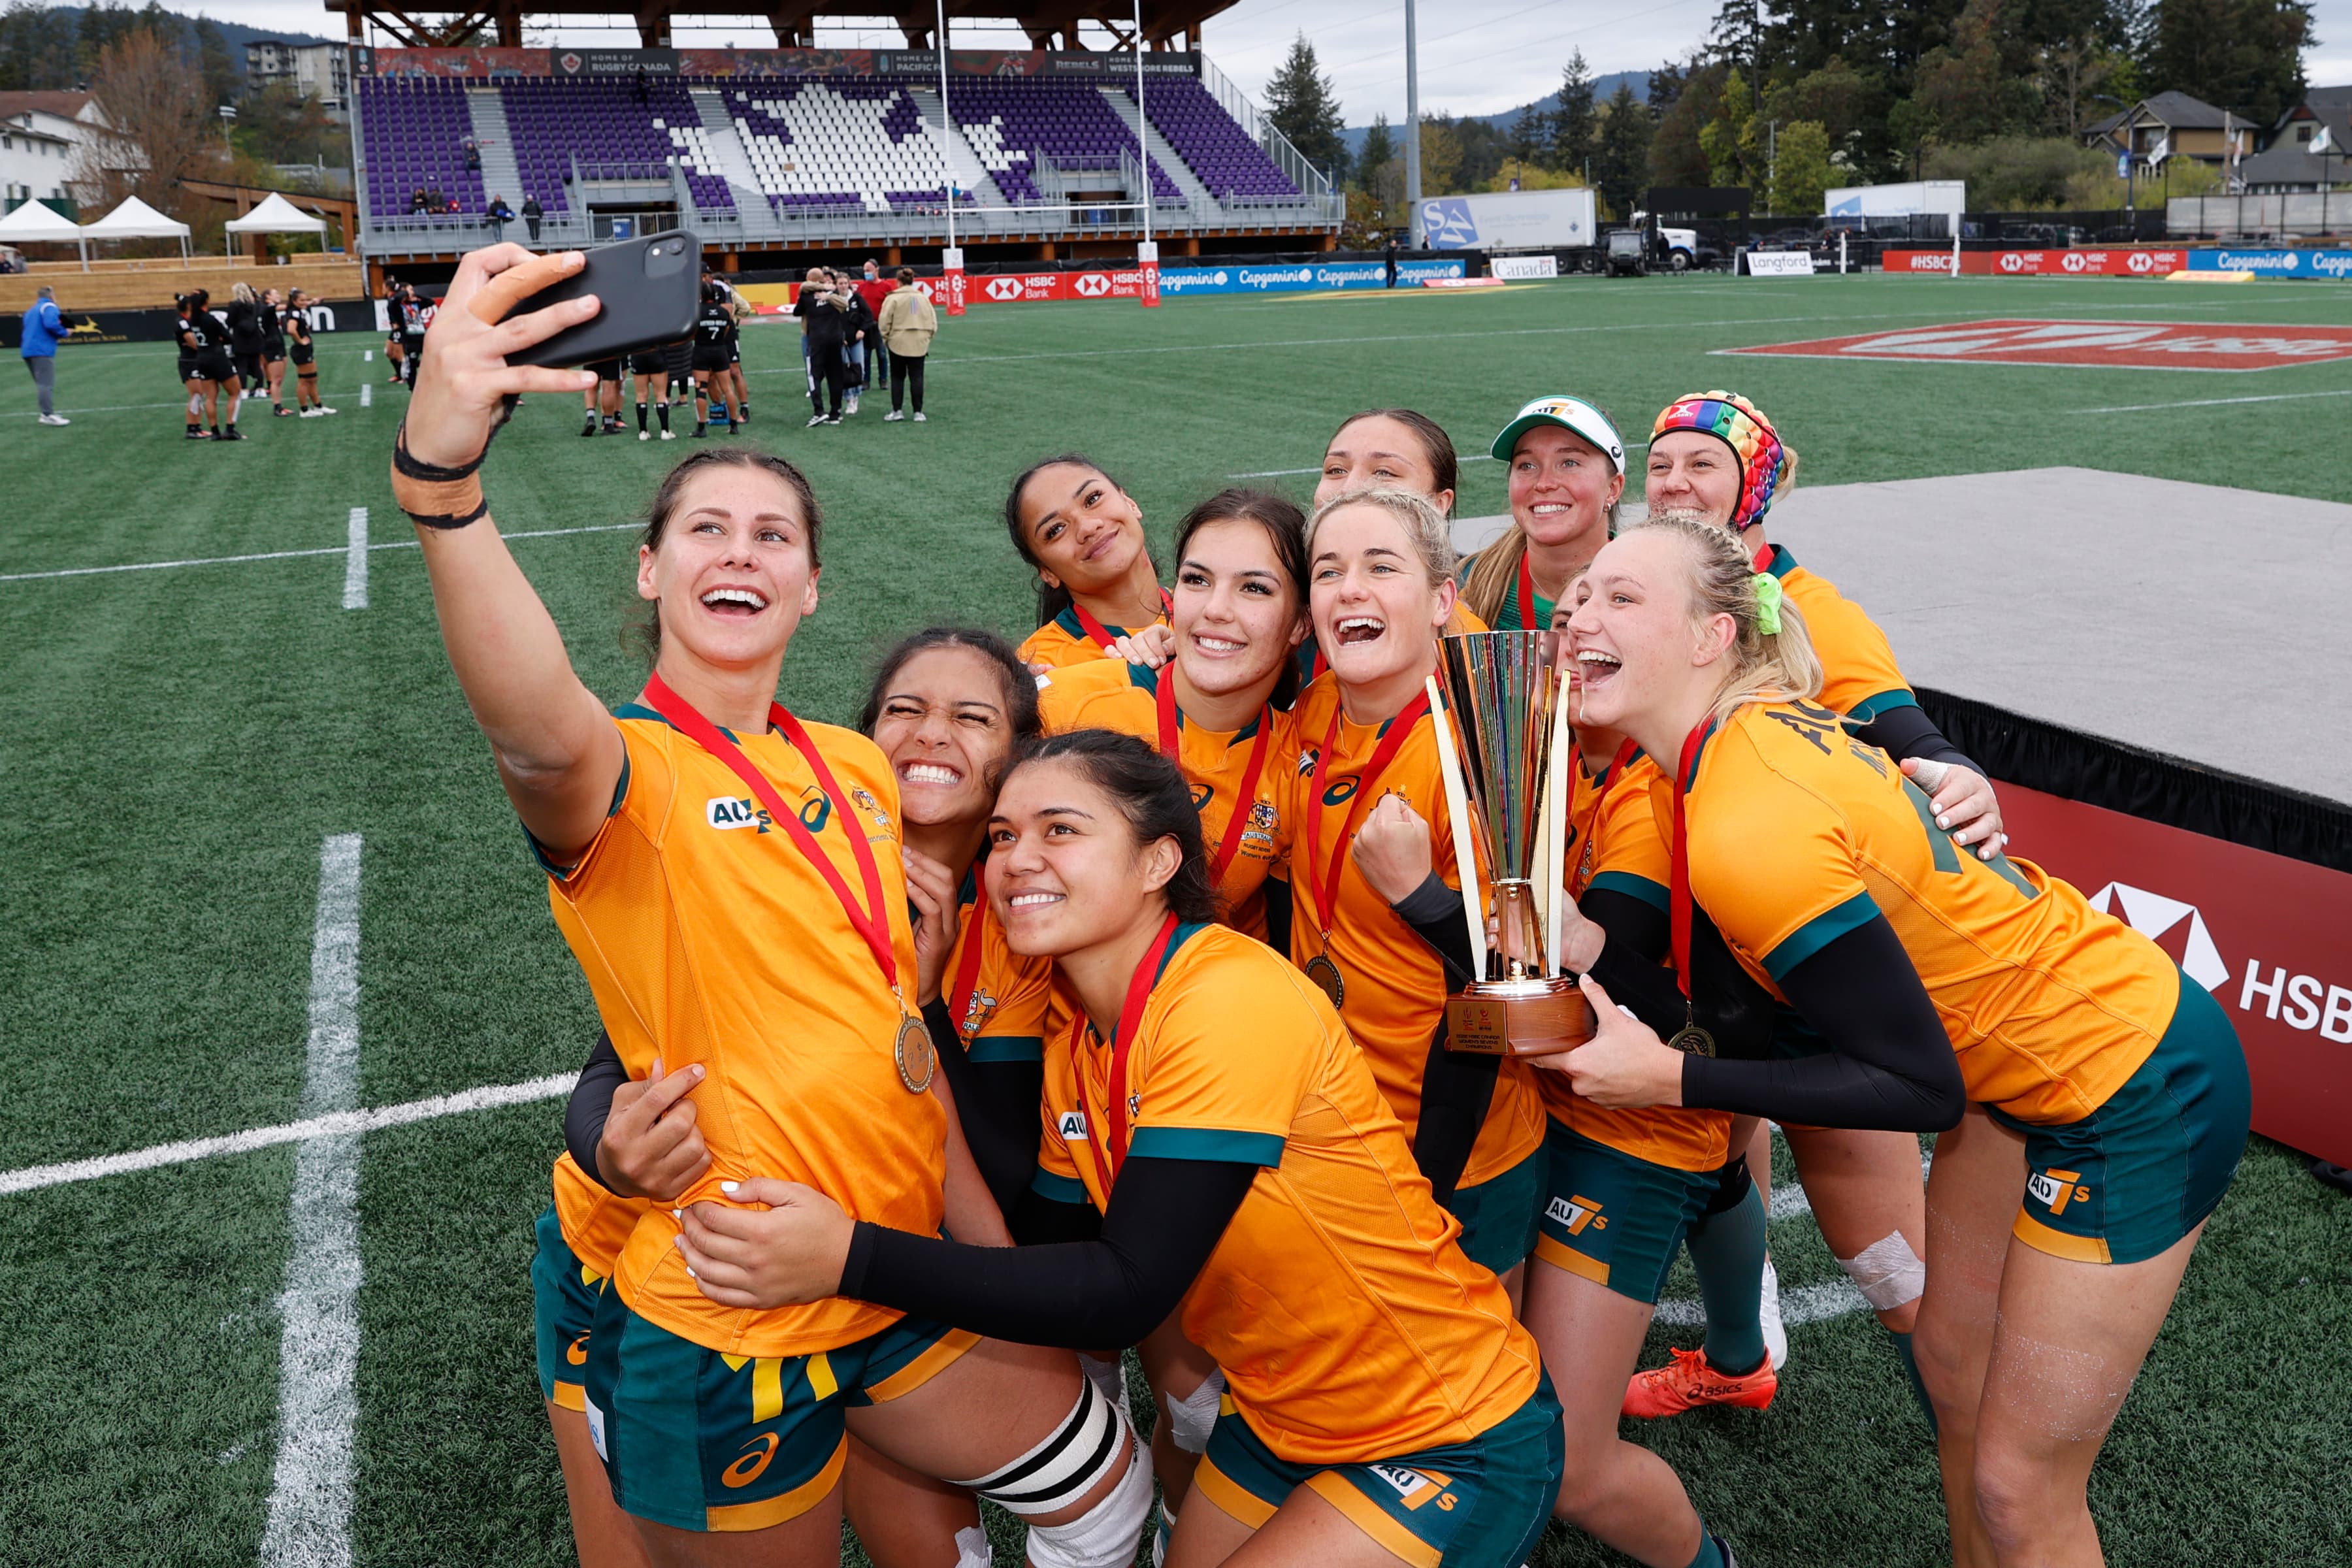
[1652,390,1786,532]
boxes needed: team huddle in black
[566,275,754,442]
[173,282,335,440]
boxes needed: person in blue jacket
[20,284,68,425]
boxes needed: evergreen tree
[1550,48,1597,176]
[1507,101,1550,167]
[1356,113,1402,221]
[2139,0,2311,125]
[1592,80,1656,218]
[1264,33,1350,186]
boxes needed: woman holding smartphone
[400,244,1151,1568]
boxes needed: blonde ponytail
[1624,513,1823,725]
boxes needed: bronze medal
[1303,953,1346,1009]
[894,1015,937,1094]
[1668,1024,1716,1058]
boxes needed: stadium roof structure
[323,0,1238,50]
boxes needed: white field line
[0,1073,572,1196]
[0,521,640,585]
[261,832,365,1568]
[360,382,372,408]
[2074,386,2352,414]
[341,508,368,610]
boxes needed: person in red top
[853,258,894,395]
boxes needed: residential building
[0,91,116,212]
[246,41,355,119]
[2235,86,2352,192]
[2083,91,2258,174]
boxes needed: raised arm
[397,245,625,863]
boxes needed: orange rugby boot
[1622,1345,1778,1418]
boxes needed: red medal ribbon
[642,674,898,992]
[1668,717,1714,1002]
[1301,691,1431,934]
[1514,551,1538,633]
[1073,911,1180,1183]
[1072,588,1174,653]
[1156,674,1278,889]
[948,858,990,1040]
[1752,542,1778,574]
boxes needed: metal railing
[1196,55,1335,203]
[2168,192,2347,238]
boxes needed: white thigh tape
[1839,1230,1927,1311]
[1026,1442,1154,1568]
[955,1373,1127,1518]
[1166,1367,1224,1454]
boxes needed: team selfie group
[389,244,2251,1568]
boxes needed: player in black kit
[690,280,733,438]
[629,340,674,441]
[182,291,244,441]
[174,291,207,439]
[284,289,334,416]
[261,287,293,416]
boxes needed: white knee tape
[1079,1350,1132,1430]
[1839,1231,1927,1312]
[1024,1440,1153,1568]
[952,1524,990,1568]
[1166,1366,1224,1454]
[954,1371,1132,1519]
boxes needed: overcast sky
[216,0,2352,124]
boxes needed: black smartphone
[505,231,700,368]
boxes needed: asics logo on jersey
[1190,783,1213,810]
[2026,1168,2088,1215]
[1322,777,1360,807]
[708,796,773,832]
[1546,1194,1606,1234]
[720,1432,781,1488]
[1058,1110,1088,1142]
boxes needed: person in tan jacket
[877,267,939,422]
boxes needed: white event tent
[0,197,90,268]
[223,192,328,255]
[82,195,191,260]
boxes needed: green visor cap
[1488,395,1626,471]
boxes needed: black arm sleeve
[563,1029,628,1188]
[924,998,1044,1222]
[1262,875,1293,956]
[1854,703,1978,776]
[840,1156,1259,1350]
[1580,888,1692,1039]
[1010,1184,1103,1246]
[1387,874,1497,1205]
[1680,917,1965,1131]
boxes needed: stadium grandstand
[335,2,1340,276]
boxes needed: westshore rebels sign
[360,45,1201,80]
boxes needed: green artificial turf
[1,272,2347,1567]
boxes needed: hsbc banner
[1884,248,2187,276]
[965,259,1467,304]
[2187,247,2352,279]
[1998,785,2352,1166]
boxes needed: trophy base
[1445,978,1595,1057]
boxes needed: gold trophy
[1428,631,1595,1056]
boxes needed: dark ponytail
[1009,730,1220,926]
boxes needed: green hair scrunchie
[1752,572,1784,636]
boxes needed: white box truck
[1418,188,1600,259]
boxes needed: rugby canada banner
[1997,786,2352,1166]
[1883,247,2187,276]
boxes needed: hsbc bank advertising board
[2187,247,2352,278]
[1884,248,2187,276]
[1997,785,2352,1166]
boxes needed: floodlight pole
[1405,0,1422,248]
[1135,0,1149,248]
[936,0,955,251]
